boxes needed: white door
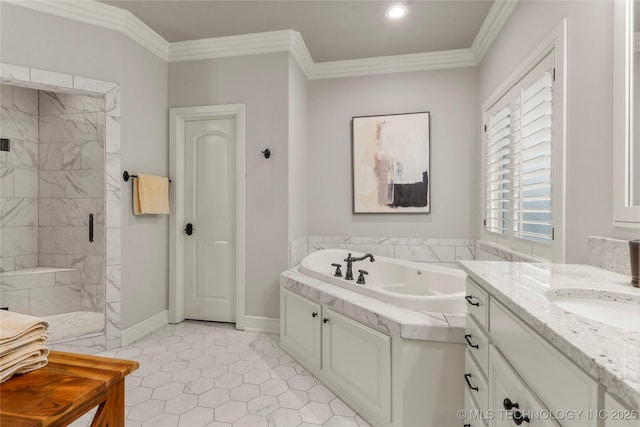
[183,117,236,322]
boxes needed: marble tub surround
[474,239,546,263]
[457,260,640,409]
[0,84,40,272]
[281,267,465,343]
[0,266,81,316]
[588,236,633,276]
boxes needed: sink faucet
[344,253,375,280]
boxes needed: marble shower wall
[38,91,105,312]
[0,84,39,272]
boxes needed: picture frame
[351,111,431,213]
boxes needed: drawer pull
[513,410,530,425]
[464,334,479,349]
[464,373,479,392]
[312,312,318,318]
[465,295,480,306]
[503,398,519,410]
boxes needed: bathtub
[299,249,467,314]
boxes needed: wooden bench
[0,351,138,427]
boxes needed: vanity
[459,261,640,427]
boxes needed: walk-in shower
[0,84,106,342]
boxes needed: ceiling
[101,1,493,62]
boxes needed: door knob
[185,223,195,235]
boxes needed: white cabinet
[604,392,640,427]
[280,288,391,425]
[280,288,321,370]
[322,308,391,424]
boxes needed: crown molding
[7,0,170,61]
[8,0,518,79]
[471,0,520,63]
[307,49,476,80]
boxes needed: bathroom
[0,0,638,426]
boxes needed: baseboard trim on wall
[121,310,169,347]
[243,316,280,335]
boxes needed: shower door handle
[89,214,94,242]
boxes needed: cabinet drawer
[490,300,599,427]
[466,279,489,329]
[464,389,488,427]
[465,350,488,411]
[465,315,490,375]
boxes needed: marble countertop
[457,260,640,410]
[280,267,466,343]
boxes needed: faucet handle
[357,270,368,284]
[331,263,343,277]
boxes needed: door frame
[169,104,247,329]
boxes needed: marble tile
[39,142,82,170]
[1,107,38,141]
[3,139,38,170]
[431,245,456,263]
[30,68,73,88]
[0,63,29,82]
[105,115,120,154]
[68,255,105,285]
[38,226,83,254]
[0,226,37,258]
[105,86,120,117]
[337,243,394,258]
[0,84,12,108]
[66,94,105,114]
[0,289,29,313]
[0,257,15,272]
[106,302,121,336]
[1,272,55,291]
[106,228,121,266]
[455,245,475,261]
[82,225,105,256]
[394,245,439,262]
[39,113,97,143]
[82,284,105,312]
[39,91,66,116]
[30,284,81,316]
[73,76,117,94]
[12,86,38,115]
[66,170,104,198]
[13,254,38,270]
[38,254,66,267]
[106,153,121,191]
[50,198,96,226]
[106,265,121,303]
[587,236,631,276]
[55,270,81,286]
[13,168,38,198]
[1,197,38,227]
[106,190,121,228]
[80,140,104,170]
[39,198,51,226]
[39,171,67,198]
[0,167,13,197]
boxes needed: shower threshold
[46,311,104,342]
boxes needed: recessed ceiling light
[385,4,409,20]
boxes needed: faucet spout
[343,253,375,280]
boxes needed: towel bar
[123,171,171,182]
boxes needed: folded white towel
[0,330,47,356]
[0,343,49,383]
[0,311,49,345]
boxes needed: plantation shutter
[485,105,511,234]
[514,70,554,243]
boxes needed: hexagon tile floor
[70,320,372,427]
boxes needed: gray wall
[478,0,638,263]
[307,68,479,238]
[288,56,309,243]
[168,53,290,319]
[0,3,169,329]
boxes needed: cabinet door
[488,346,526,427]
[280,288,321,370]
[322,308,391,424]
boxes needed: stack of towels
[0,310,49,383]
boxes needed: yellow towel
[133,174,170,215]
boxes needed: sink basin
[549,296,640,333]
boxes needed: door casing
[169,104,247,329]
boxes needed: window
[483,50,563,261]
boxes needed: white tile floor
[71,320,371,427]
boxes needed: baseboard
[243,315,280,334]
[121,310,169,347]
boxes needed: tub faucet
[344,253,375,280]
